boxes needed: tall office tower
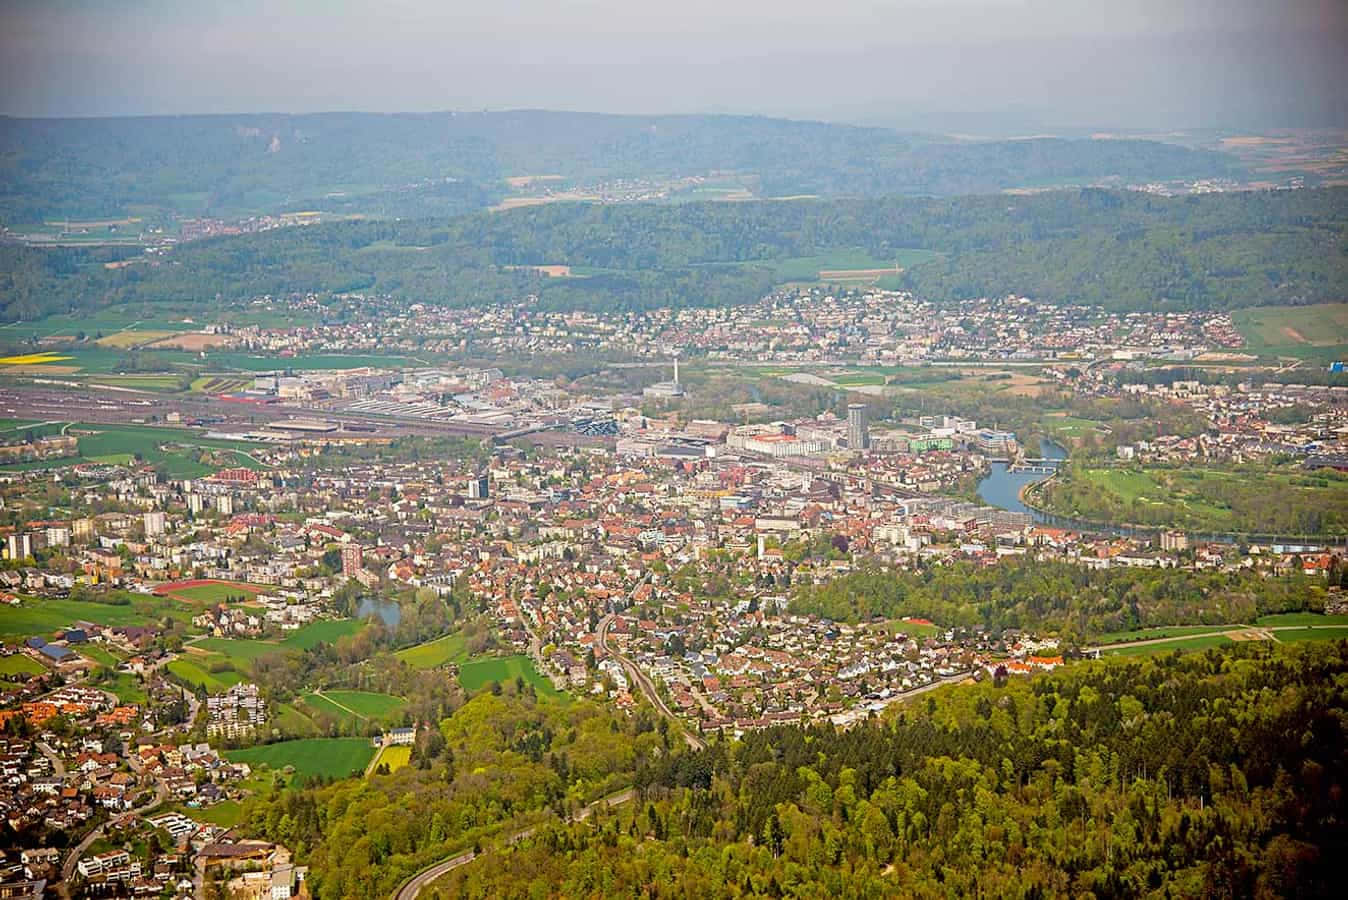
[468,474,490,500]
[847,403,870,451]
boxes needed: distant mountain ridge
[0,109,1241,223]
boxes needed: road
[37,740,66,777]
[523,616,567,692]
[597,613,706,751]
[391,788,635,900]
[60,779,169,890]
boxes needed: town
[1,285,1346,897]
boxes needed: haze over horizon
[2,0,1345,134]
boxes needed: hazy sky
[2,0,1345,131]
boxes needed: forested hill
[0,110,1241,222]
[240,643,1348,899]
[3,186,1343,322]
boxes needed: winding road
[391,788,635,900]
[597,613,706,751]
[60,779,169,890]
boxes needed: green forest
[788,559,1330,638]
[239,643,1348,898]
[0,111,1240,222]
[3,186,1343,322]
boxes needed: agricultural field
[0,424,268,478]
[78,644,124,668]
[1274,626,1348,643]
[1101,634,1234,656]
[762,248,941,283]
[321,690,407,720]
[0,352,73,367]
[1255,613,1348,627]
[395,633,468,669]
[189,637,290,662]
[368,744,411,777]
[0,594,194,640]
[1231,302,1348,361]
[166,657,244,692]
[272,702,320,737]
[83,374,186,392]
[458,654,562,698]
[196,351,427,372]
[0,654,44,676]
[177,800,243,828]
[99,672,149,705]
[300,690,407,728]
[225,738,376,781]
[190,375,253,394]
[300,692,364,728]
[94,329,180,349]
[1043,415,1108,438]
[280,619,365,650]
[1094,625,1237,645]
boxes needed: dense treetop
[3,186,1343,322]
[241,642,1348,899]
[0,110,1240,222]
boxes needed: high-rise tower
[847,403,870,451]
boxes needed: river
[976,439,1067,516]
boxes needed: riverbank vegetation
[1038,461,1348,537]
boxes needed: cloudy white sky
[1,0,1344,131]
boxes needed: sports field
[886,618,943,639]
[458,654,562,697]
[395,633,468,669]
[225,738,376,781]
[154,579,264,602]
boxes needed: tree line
[3,186,1343,322]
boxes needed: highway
[596,613,707,751]
[391,789,635,900]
